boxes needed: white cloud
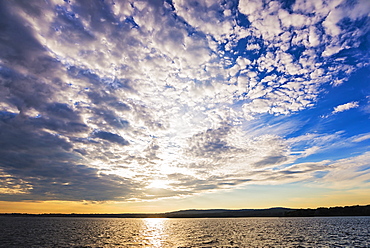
[246,43,261,50]
[235,0,368,117]
[279,9,307,28]
[173,0,237,40]
[352,133,370,143]
[318,152,370,189]
[332,101,359,114]
[322,46,343,57]
[238,0,261,15]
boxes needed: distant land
[1,204,370,218]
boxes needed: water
[0,216,369,247]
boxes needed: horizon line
[1,203,369,215]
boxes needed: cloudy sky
[1,0,370,213]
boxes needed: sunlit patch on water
[141,218,168,247]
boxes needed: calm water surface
[0,216,369,247]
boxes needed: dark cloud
[0,66,54,114]
[0,2,44,67]
[45,103,79,120]
[109,101,131,111]
[0,1,139,201]
[92,130,129,146]
[0,163,139,202]
[67,67,135,95]
[186,125,234,157]
[90,107,130,129]
[86,90,121,105]
[254,155,289,168]
[30,117,89,133]
[53,4,96,43]
[69,0,118,33]
[25,102,89,133]
[0,113,73,153]
[0,111,137,201]
[279,170,303,175]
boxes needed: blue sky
[0,0,369,213]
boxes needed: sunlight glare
[142,218,169,247]
[147,180,170,189]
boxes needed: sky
[0,0,370,214]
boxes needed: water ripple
[0,216,369,247]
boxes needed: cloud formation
[332,101,359,114]
[0,0,369,203]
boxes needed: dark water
[0,216,369,247]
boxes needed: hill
[1,205,369,218]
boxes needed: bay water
[0,216,369,247]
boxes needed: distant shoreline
[1,204,369,218]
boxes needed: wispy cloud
[352,133,370,143]
[332,101,359,114]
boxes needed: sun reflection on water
[141,218,169,247]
